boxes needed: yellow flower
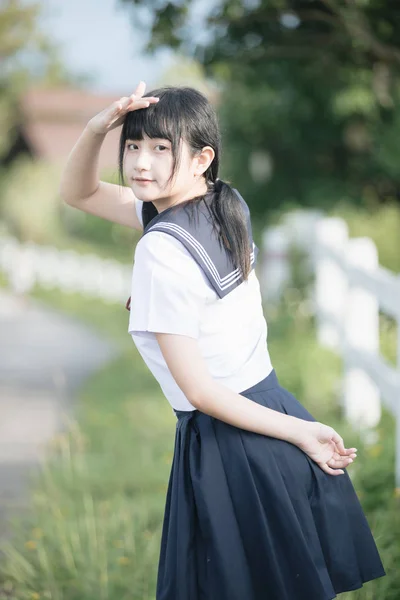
[367,444,382,458]
[118,556,130,565]
[25,540,37,550]
[32,528,43,539]
[394,487,400,499]
[163,452,173,464]
[31,593,40,599]
[49,433,66,448]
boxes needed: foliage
[332,200,400,273]
[0,353,172,600]
[0,159,140,263]
[1,195,399,596]
[1,0,43,156]
[0,275,396,597]
[120,0,400,218]
[0,0,90,163]
[0,157,64,244]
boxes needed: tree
[0,0,84,159]
[120,0,400,215]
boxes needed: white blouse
[128,198,273,411]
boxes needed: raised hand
[296,421,358,476]
[87,81,159,135]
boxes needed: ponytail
[207,178,252,281]
[140,179,252,281]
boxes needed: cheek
[174,156,193,182]
[122,153,131,176]
[164,155,174,173]
[160,157,176,185]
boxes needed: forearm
[195,380,305,445]
[59,125,106,204]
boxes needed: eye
[155,144,169,151]
[126,142,138,151]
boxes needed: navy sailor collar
[139,188,259,299]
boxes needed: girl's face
[123,134,213,210]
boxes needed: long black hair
[118,86,251,280]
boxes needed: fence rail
[0,235,132,304]
[262,212,400,490]
[2,226,400,488]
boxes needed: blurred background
[0,0,399,598]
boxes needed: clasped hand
[296,421,357,476]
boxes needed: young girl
[60,81,386,599]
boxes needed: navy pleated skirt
[156,369,386,600]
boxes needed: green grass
[0,281,398,598]
[267,304,399,600]
[0,281,175,599]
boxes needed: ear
[195,146,215,176]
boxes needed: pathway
[0,290,118,542]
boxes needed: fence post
[314,218,348,350]
[260,226,290,304]
[282,209,324,252]
[343,238,381,431]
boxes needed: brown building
[7,87,123,173]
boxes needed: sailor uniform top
[128,190,273,412]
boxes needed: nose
[134,149,151,173]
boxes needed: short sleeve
[128,231,209,338]
[135,197,143,227]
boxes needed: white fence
[0,235,132,304]
[261,212,400,490]
[2,227,400,488]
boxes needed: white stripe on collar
[147,221,255,292]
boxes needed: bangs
[121,88,183,145]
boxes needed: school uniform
[127,190,385,600]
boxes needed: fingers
[134,80,146,98]
[337,446,357,456]
[113,96,130,112]
[321,464,345,476]
[331,430,358,457]
[330,430,346,454]
[113,92,159,116]
[328,456,353,469]
[342,451,357,459]
[329,447,357,467]
[128,97,159,110]
[326,449,358,475]
[131,81,160,105]
[332,450,357,461]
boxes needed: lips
[134,178,153,182]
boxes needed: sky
[39,0,175,95]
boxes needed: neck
[151,179,208,214]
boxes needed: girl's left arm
[156,333,302,443]
[155,332,357,475]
